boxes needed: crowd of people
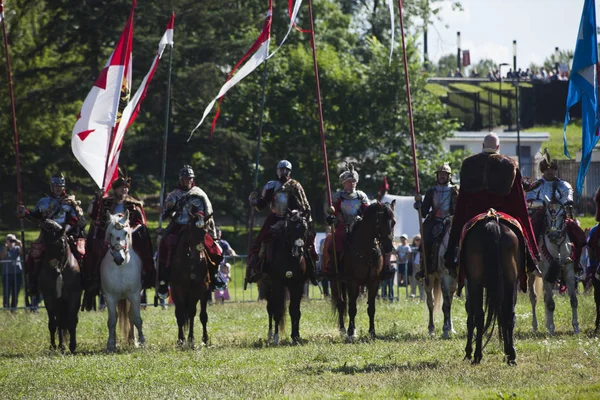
[445,66,570,82]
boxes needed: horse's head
[105,210,132,266]
[363,201,396,254]
[285,209,309,259]
[42,219,67,269]
[543,195,567,242]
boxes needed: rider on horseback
[416,163,458,281]
[246,160,318,284]
[85,176,155,293]
[444,133,540,293]
[157,165,225,298]
[17,172,87,296]
[525,149,587,274]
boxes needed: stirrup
[157,281,169,300]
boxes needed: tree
[434,53,457,77]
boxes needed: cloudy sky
[417,0,599,69]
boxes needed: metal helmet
[277,160,292,171]
[539,148,558,173]
[51,172,66,187]
[435,162,452,175]
[339,162,359,184]
[179,165,195,179]
[112,176,131,190]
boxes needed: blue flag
[564,0,599,196]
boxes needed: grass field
[1,287,600,399]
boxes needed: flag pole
[306,0,340,284]
[396,0,427,271]
[154,33,174,307]
[244,58,268,291]
[1,0,29,307]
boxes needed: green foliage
[435,52,458,77]
[0,0,458,227]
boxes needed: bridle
[544,202,567,245]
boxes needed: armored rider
[525,150,587,273]
[416,163,459,280]
[156,165,225,298]
[247,160,318,284]
[17,172,87,296]
[85,176,155,294]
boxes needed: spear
[1,0,29,307]
[244,59,268,291]
[396,0,427,272]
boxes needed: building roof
[446,131,550,142]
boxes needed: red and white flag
[72,1,135,190]
[104,13,175,190]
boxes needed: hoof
[573,325,580,335]
[369,330,376,339]
[442,330,450,339]
[507,359,517,366]
[177,339,185,348]
[339,328,346,336]
[428,328,435,336]
[471,359,481,365]
[106,346,117,353]
[292,336,302,345]
[463,355,472,362]
[273,333,280,345]
[268,329,273,341]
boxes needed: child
[213,263,231,303]
[396,234,411,288]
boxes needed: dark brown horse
[587,225,600,334]
[331,201,396,339]
[462,210,522,365]
[258,210,309,345]
[38,220,83,353]
[170,214,214,347]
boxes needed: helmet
[179,165,195,179]
[277,160,292,171]
[112,176,131,190]
[436,163,452,175]
[539,148,558,173]
[51,172,65,187]
[339,162,359,184]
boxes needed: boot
[246,253,263,284]
[209,264,227,291]
[306,258,318,286]
[157,266,170,300]
[26,260,42,297]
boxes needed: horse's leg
[464,295,474,361]
[347,283,359,339]
[543,279,556,335]
[504,285,518,365]
[425,275,435,335]
[273,283,285,345]
[442,274,457,338]
[45,299,58,350]
[289,283,302,344]
[174,300,187,346]
[105,295,118,352]
[200,290,209,345]
[332,282,347,335]
[68,294,81,354]
[565,265,580,334]
[367,280,379,338]
[128,291,144,347]
[594,279,600,334]
[188,295,198,348]
[471,283,485,365]
[528,272,538,332]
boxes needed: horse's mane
[363,201,393,219]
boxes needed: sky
[417,0,599,70]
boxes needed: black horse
[258,210,310,345]
[38,220,83,353]
[331,201,396,339]
[462,210,522,365]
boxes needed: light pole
[513,40,521,168]
[554,46,560,74]
[498,62,509,126]
[457,32,461,76]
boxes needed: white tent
[380,194,421,240]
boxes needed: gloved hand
[248,191,258,206]
[354,215,363,223]
[413,201,422,210]
[326,215,337,225]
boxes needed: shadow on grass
[304,359,442,375]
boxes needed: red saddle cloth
[204,233,223,265]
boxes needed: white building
[442,131,550,178]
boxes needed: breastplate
[39,197,69,226]
[271,191,289,217]
[340,197,362,224]
[433,186,451,219]
[113,202,126,215]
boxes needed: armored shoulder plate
[187,186,214,217]
[356,190,370,204]
[460,153,516,196]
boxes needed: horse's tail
[433,277,443,315]
[118,299,131,343]
[330,281,347,319]
[483,218,503,337]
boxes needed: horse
[101,210,145,352]
[38,219,83,353]
[424,216,458,338]
[528,197,579,335]
[170,213,215,347]
[331,201,396,339]
[462,209,522,365]
[258,210,309,345]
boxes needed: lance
[306,0,340,285]
[154,30,175,307]
[244,58,268,291]
[396,0,427,273]
[1,0,30,307]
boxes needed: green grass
[425,83,449,97]
[1,289,600,398]
[526,122,583,161]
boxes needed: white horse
[424,216,458,338]
[528,197,579,335]
[101,210,146,351]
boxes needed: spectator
[214,263,231,303]
[409,235,424,300]
[486,69,496,81]
[470,68,480,78]
[1,234,23,310]
[380,243,396,301]
[454,68,463,78]
[318,226,331,297]
[506,68,514,79]
[216,227,237,262]
[396,234,411,292]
